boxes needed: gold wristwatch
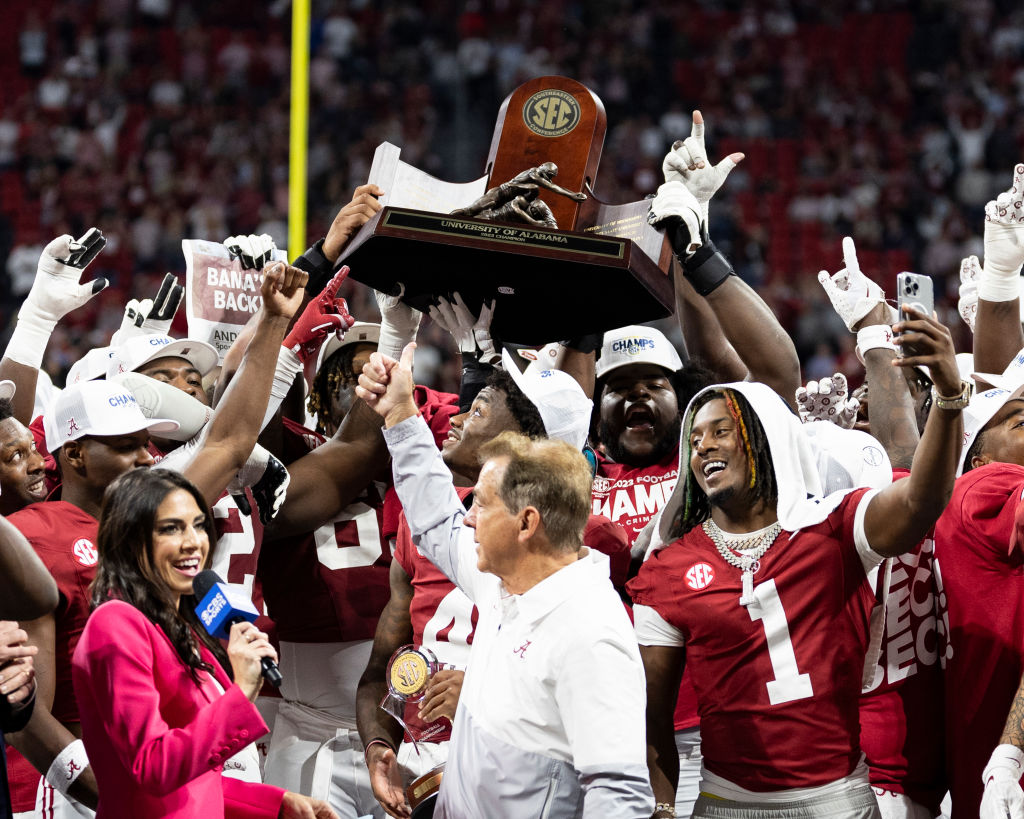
[932,379,972,411]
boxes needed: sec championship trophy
[337,75,674,345]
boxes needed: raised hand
[958,255,982,332]
[984,164,1024,285]
[225,233,277,271]
[111,273,184,344]
[27,231,108,323]
[323,183,385,262]
[795,374,860,428]
[817,236,895,331]
[662,110,744,226]
[260,263,308,321]
[646,181,703,255]
[283,266,356,362]
[356,343,417,427]
[428,293,500,366]
[375,283,422,360]
[6,230,109,369]
[892,305,960,397]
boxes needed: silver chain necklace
[702,518,782,606]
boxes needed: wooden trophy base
[407,764,444,818]
[340,207,673,346]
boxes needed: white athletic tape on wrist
[979,274,1022,303]
[984,744,1024,782]
[4,312,57,369]
[855,324,897,364]
[45,739,88,795]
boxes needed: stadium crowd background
[0,0,1022,390]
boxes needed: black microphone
[193,569,283,688]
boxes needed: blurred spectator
[2,0,1024,393]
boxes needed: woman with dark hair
[71,468,336,819]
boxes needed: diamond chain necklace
[702,518,782,606]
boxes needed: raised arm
[0,516,58,619]
[855,305,922,471]
[649,111,799,407]
[355,344,480,594]
[862,307,964,556]
[182,263,306,506]
[973,165,1024,374]
[0,231,108,424]
[814,256,922,469]
[675,270,746,382]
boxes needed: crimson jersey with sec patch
[6,500,99,810]
[257,419,390,643]
[629,489,877,792]
[934,462,1024,818]
[858,469,947,815]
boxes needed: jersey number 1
[747,579,814,705]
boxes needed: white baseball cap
[803,422,893,494]
[315,321,381,374]
[66,346,116,386]
[958,375,1024,475]
[501,349,593,451]
[44,380,179,452]
[106,334,219,380]
[595,324,684,380]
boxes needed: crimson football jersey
[392,488,478,744]
[629,489,878,792]
[934,462,1024,818]
[6,500,99,810]
[858,469,946,814]
[258,419,391,643]
[592,449,679,546]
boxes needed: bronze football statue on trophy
[449,161,586,228]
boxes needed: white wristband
[855,325,897,364]
[984,744,1024,784]
[4,311,56,369]
[979,274,1022,303]
[45,739,88,795]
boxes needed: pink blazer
[71,600,285,818]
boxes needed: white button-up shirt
[384,415,653,818]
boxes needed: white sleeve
[854,488,885,583]
[383,414,485,602]
[634,604,685,647]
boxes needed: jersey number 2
[747,579,814,705]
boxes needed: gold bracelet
[653,803,677,818]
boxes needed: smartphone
[896,272,934,359]
[896,272,934,319]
